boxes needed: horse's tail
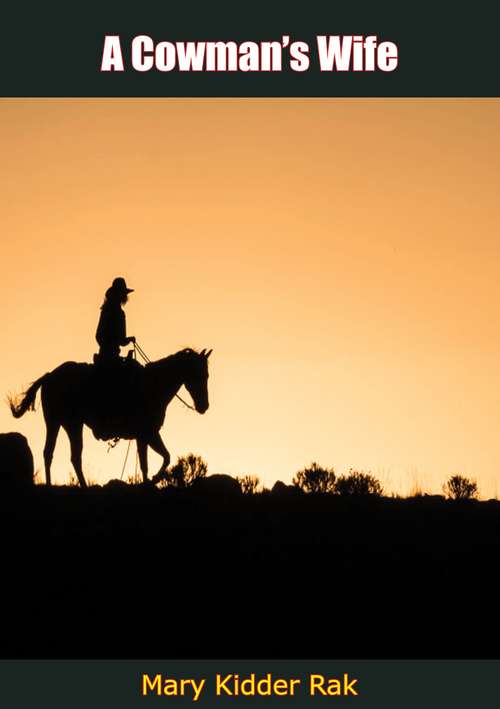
[9,373,49,418]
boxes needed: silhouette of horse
[9,348,212,487]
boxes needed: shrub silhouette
[444,474,478,500]
[162,454,208,488]
[236,475,261,494]
[293,463,336,493]
[335,470,383,497]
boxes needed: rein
[134,341,197,412]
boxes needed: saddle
[87,356,145,441]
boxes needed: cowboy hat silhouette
[106,277,134,299]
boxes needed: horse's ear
[206,349,213,358]
[200,348,206,356]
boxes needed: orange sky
[1,98,500,495]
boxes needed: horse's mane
[145,348,200,371]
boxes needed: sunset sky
[1,98,500,495]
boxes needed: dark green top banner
[0,1,498,96]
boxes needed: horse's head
[180,348,212,414]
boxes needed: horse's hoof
[152,471,167,485]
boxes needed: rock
[272,480,301,496]
[193,474,242,496]
[0,432,34,488]
[104,478,129,491]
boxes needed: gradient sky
[1,98,500,495]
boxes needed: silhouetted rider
[95,277,135,363]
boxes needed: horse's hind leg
[43,421,60,486]
[63,423,87,488]
[137,438,148,483]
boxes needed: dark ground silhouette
[1,483,499,659]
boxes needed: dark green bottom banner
[0,660,498,708]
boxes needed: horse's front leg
[148,432,171,484]
[137,438,149,482]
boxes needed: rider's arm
[118,308,131,346]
